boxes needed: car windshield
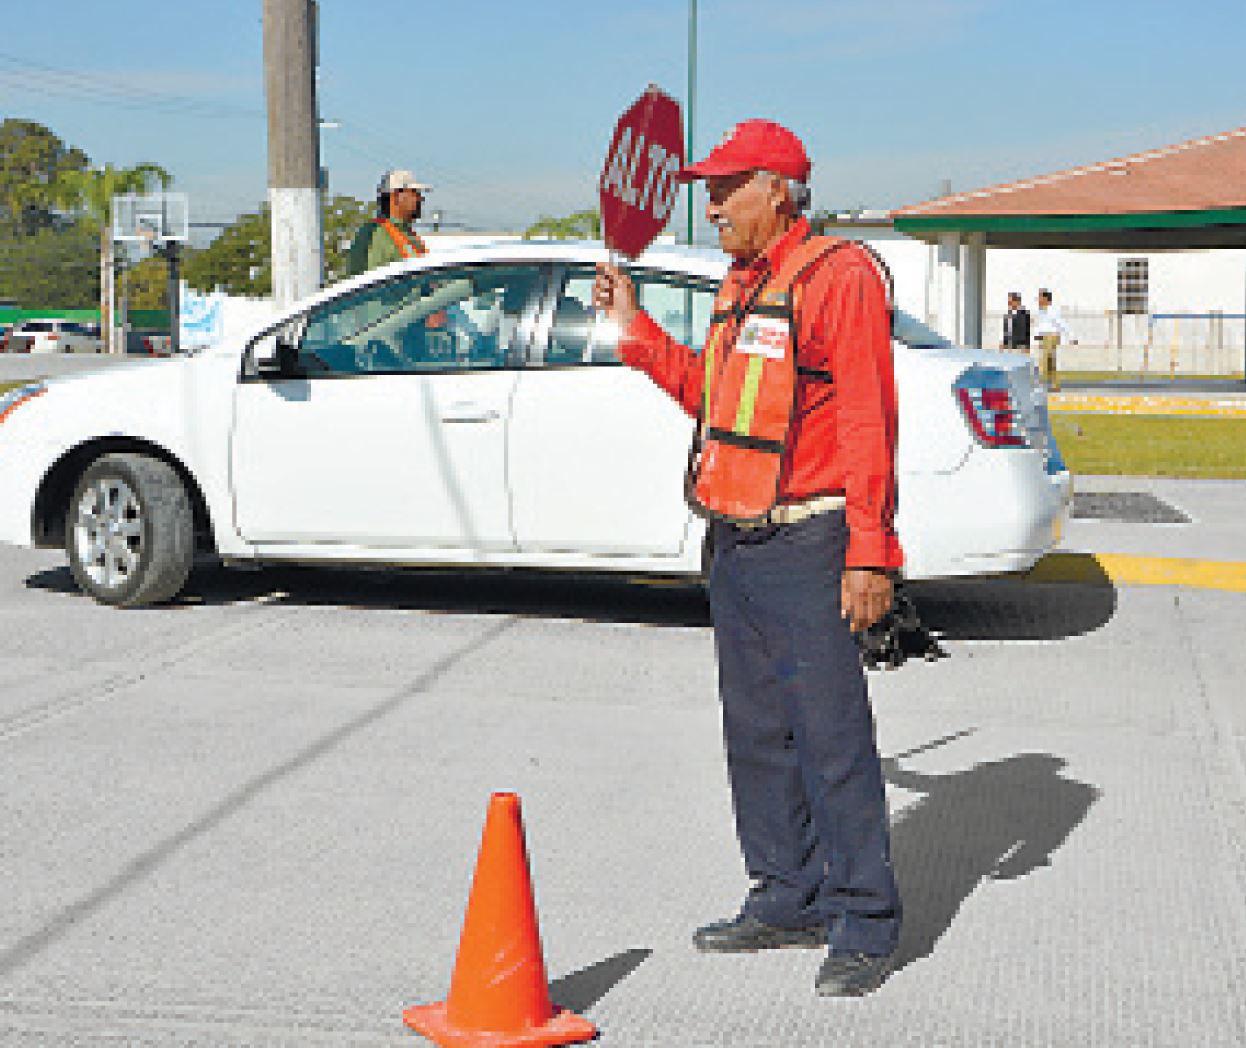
[892,309,953,349]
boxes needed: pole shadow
[884,752,1099,972]
[549,947,652,1014]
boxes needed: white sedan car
[0,242,1070,607]
[6,318,102,354]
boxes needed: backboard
[112,192,189,243]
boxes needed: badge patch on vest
[736,316,789,360]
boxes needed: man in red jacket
[593,120,902,997]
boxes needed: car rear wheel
[66,453,194,607]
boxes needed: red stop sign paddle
[599,85,685,259]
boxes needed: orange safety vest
[375,216,428,259]
[687,235,892,524]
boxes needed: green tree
[54,161,172,350]
[0,119,94,308]
[184,194,371,295]
[0,223,99,308]
[323,194,371,283]
[122,255,170,311]
[54,162,171,230]
[183,205,270,295]
[523,209,601,240]
[0,118,89,237]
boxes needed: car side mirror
[274,335,301,377]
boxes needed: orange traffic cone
[404,792,597,1047]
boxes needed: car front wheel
[66,453,194,607]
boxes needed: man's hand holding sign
[594,109,905,998]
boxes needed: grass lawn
[1053,413,1246,478]
[0,379,31,396]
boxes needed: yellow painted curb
[1026,552,1246,593]
[1050,396,1246,417]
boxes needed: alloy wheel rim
[74,476,144,591]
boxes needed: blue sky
[2,0,1245,237]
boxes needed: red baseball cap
[679,119,811,182]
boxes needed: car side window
[297,265,541,376]
[545,272,608,365]
[637,272,714,352]
[547,267,715,366]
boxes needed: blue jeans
[708,510,901,957]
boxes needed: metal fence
[982,311,1246,376]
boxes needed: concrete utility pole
[263,0,323,310]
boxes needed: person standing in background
[1033,288,1075,390]
[1001,291,1030,351]
[347,169,431,276]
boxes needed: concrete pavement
[0,480,1244,1045]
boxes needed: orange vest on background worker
[372,217,444,327]
[374,216,428,259]
[688,235,892,524]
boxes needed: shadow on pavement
[24,562,712,629]
[885,752,1099,973]
[909,565,1117,642]
[26,558,1118,639]
[550,947,652,1014]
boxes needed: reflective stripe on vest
[687,235,856,524]
[375,217,428,259]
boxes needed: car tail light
[953,367,1027,448]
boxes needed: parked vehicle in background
[0,242,1071,608]
[1,327,33,353]
[6,319,102,354]
[125,329,173,357]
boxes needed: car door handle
[440,404,501,423]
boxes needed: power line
[330,113,556,210]
[0,53,263,120]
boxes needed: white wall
[856,235,1246,320]
[851,233,1246,372]
[980,247,1246,315]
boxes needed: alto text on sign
[598,86,684,259]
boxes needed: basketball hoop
[112,192,189,246]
